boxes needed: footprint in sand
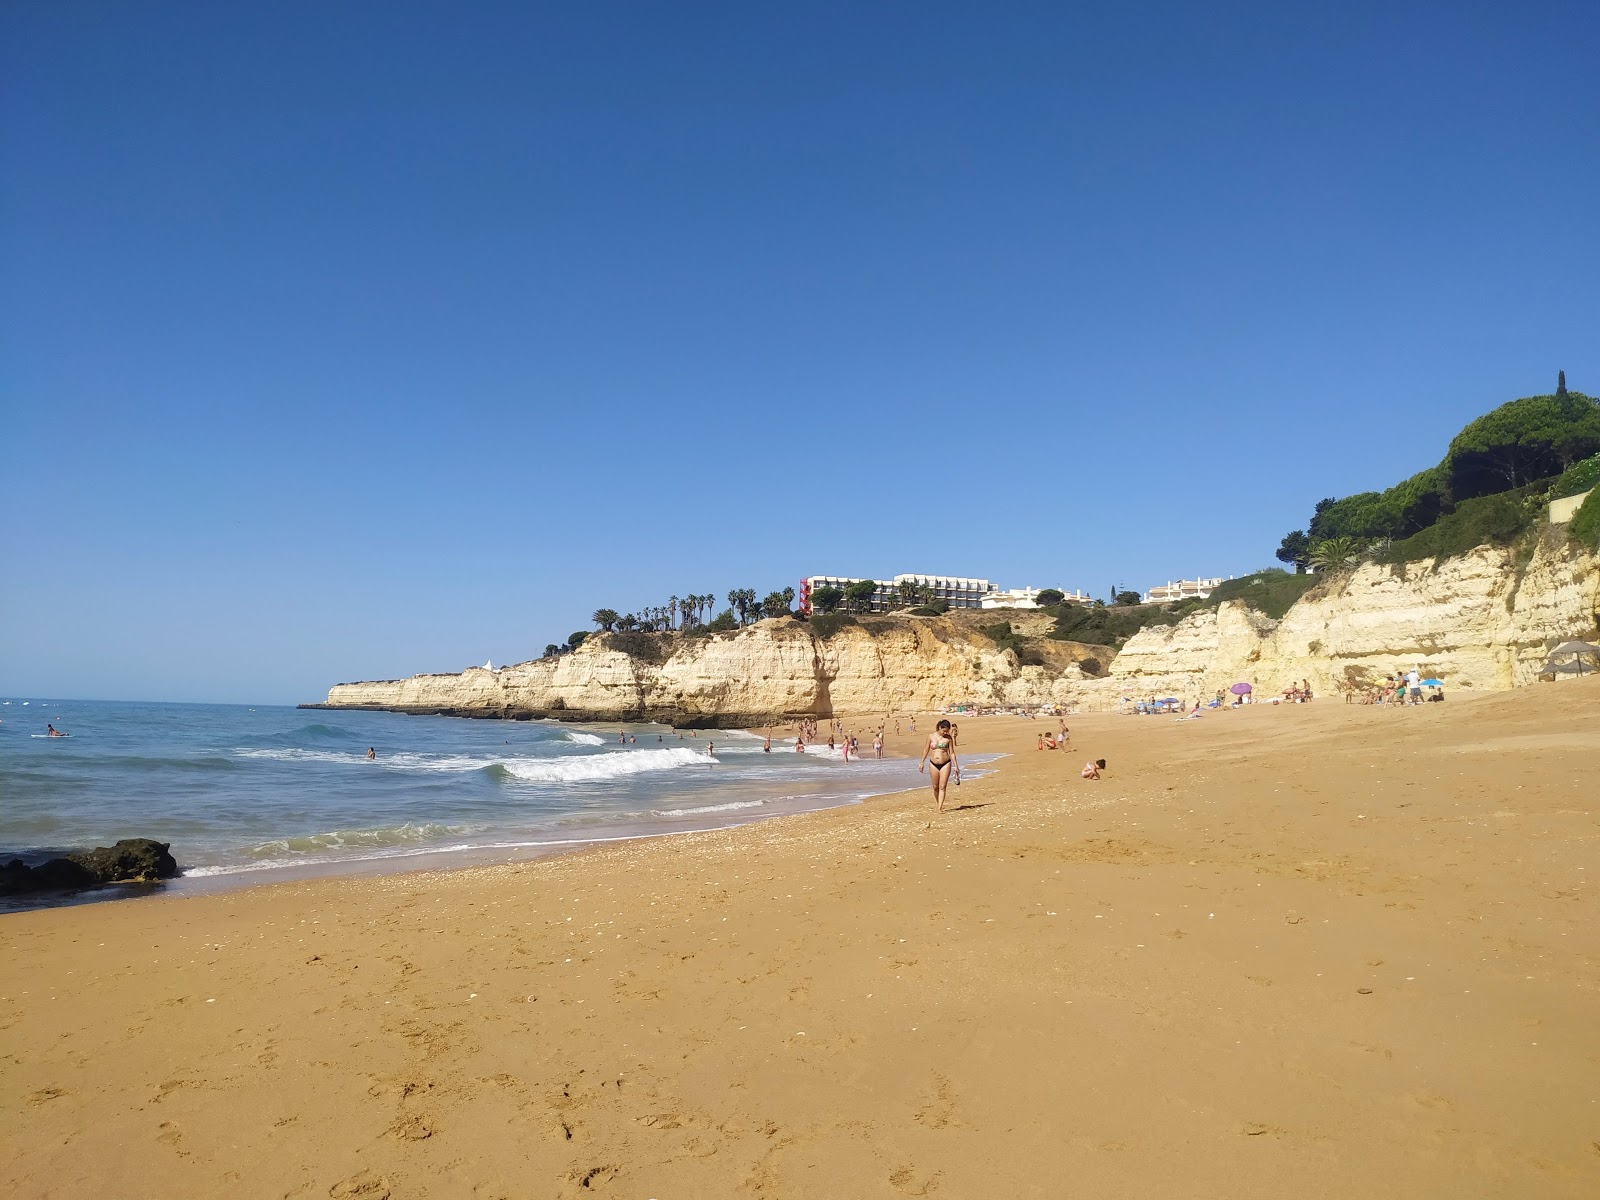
[889,1164,941,1195]
[387,1114,435,1141]
[328,1168,392,1198]
[914,1073,967,1130]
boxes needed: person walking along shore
[918,719,958,813]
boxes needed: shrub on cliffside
[1202,570,1319,619]
[809,613,858,638]
[605,631,669,663]
[1376,484,1543,564]
[1549,452,1600,501]
[1567,487,1600,550]
[1048,600,1184,647]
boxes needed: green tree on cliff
[812,585,845,614]
[1035,588,1065,607]
[1445,390,1600,498]
[845,579,878,613]
[1275,530,1311,573]
[591,608,619,632]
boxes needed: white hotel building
[801,573,997,613]
[800,575,1093,613]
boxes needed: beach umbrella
[1544,640,1599,676]
[1229,682,1252,695]
[1421,678,1444,687]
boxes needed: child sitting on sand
[1081,758,1106,780]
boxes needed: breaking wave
[490,747,713,784]
[651,798,768,817]
[242,821,475,859]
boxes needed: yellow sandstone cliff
[1101,533,1598,702]
[315,537,1598,722]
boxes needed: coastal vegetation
[1566,487,1600,549]
[1549,451,1600,501]
[809,613,858,638]
[1275,383,1600,570]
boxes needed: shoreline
[6,688,1596,1196]
[2,718,967,915]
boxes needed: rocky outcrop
[312,536,1598,722]
[1099,533,1599,703]
[0,838,179,896]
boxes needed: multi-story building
[980,586,1092,609]
[1143,576,1227,603]
[800,573,997,614]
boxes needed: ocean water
[1,699,976,904]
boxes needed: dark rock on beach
[0,838,179,896]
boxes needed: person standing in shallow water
[918,719,958,812]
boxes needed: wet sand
[4,680,1597,1198]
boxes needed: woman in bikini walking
[918,719,959,812]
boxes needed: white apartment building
[1144,576,1228,603]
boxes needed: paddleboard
[31,733,72,739]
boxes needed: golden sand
[4,680,1598,1198]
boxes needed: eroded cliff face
[316,536,1598,722]
[1099,534,1599,703]
[319,615,1104,726]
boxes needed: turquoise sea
[1,699,974,907]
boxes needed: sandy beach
[4,681,1597,1198]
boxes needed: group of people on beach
[1356,668,1440,706]
[789,717,887,761]
[1035,720,1071,751]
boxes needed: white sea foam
[499,746,713,783]
[242,821,474,858]
[560,731,607,746]
[235,747,365,765]
[234,744,716,782]
[651,798,768,817]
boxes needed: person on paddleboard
[47,724,65,737]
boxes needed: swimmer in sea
[918,719,958,812]
[367,747,376,760]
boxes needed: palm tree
[732,588,755,625]
[591,608,620,632]
[1309,536,1361,571]
[619,613,638,632]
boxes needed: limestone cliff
[1098,533,1599,703]
[312,536,1598,722]
[314,613,1106,727]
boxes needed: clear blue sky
[3,2,1597,704]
